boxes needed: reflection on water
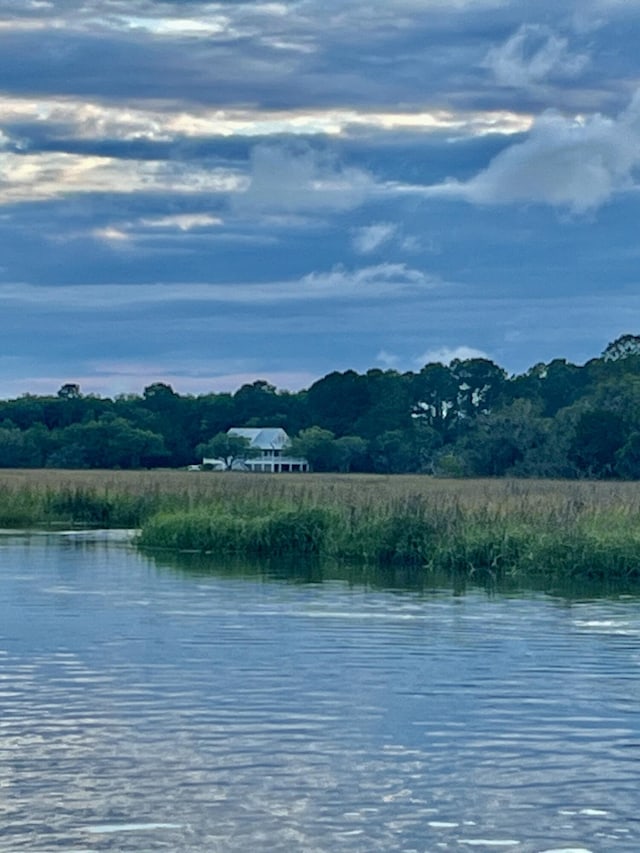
[1,533,639,851]
[154,546,640,601]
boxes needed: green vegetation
[2,334,640,478]
[132,482,640,581]
[4,469,640,582]
[139,506,331,555]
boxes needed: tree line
[2,334,640,478]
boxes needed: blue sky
[2,0,640,397]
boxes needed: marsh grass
[138,505,332,555]
[3,469,640,579]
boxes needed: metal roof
[227,427,290,450]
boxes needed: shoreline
[1,470,640,580]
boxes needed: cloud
[571,0,640,34]
[426,91,640,212]
[301,263,438,296]
[92,226,130,243]
[375,349,401,368]
[415,345,490,366]
[0,0,629,120]
[352,222,397,254]
[232,144,373,214]
[138,214,223,231]
[0,151,245,204]
[0,264,436,310]
[484,24,589,88]
[0,93,531,147]
[118,14,231,39]
[91,213,223,245]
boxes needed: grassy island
[3,469,640,582]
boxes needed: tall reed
[2,470,640,580]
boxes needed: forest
[1,334,640,478]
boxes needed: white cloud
[0,152,244,203]
[484,24,588,88]
[91,214,224,246]
[376,349,401,368]
[0,264,436,310]
[118,15,230,38]
[423,91,640,213]
[232,144,373,214]
[352,222,397,254]
[0,93,531,144]
[301,263,438,296]
[92,226,130,243]
[415,345,490,366]
[572,0,640,34]
[389,0,508,6]
[138,214,223,231]
[340,108,530,137]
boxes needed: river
[1,532,639,852]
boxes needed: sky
[2,0,640,398]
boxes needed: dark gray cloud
[0,0,634,110]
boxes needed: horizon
[0,334,626,401]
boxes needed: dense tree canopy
[2,335,640,478]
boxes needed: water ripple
[0,536,639,850]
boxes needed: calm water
[1,533,639,852]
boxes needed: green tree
[450,357,507,421]
[57,383,81,399]
[141,382,194,466]
[371,429,416,474]
[45,443,89,469]
[413,421,443,473]
[290,427,341,472]
[523,359,587,417]
[615,432,640,479]
[411,362,458,434]
[602,333,640,362]
[0,395,46,430]
[334,435,369,473]
[0,426,37,467]
[196,432,257,470]
[234,381,280,425]
[194,394,236,446]
[456,399,549,476]
[0,422,52,467]
[306,371,370,436]
[58,417,169,469]
[142,382,180,410]
[354,370,412,439]
[568,409,627,478]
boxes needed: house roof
[227,427,290,450]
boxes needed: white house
[203,427,309,473]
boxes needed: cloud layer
[1,0,640,395]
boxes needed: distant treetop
[57,383,81,399]
[602,334,640,361]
